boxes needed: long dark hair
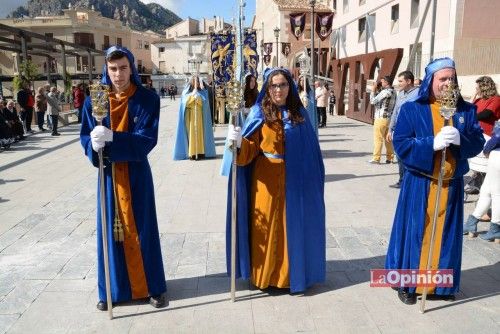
[244,74,258,108]
[297,76,311,94]
[262,70,304,125]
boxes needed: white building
[331,0,500,95]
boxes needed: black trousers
[50,115,59,135]
[317,107,327,126]
[36,111,45,130]
[20,107,34,132]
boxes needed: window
[358,17,366,42]
[343,0,349,13]
[117,37,122,46]
[359,0,366,5]
[145,43,149,50]
[411,0,420,29]
[408,43,422,78]
[391,4,399,34]
[159,61,166,73]
[159,47,165,53]
[74,32,95,48]
[102,35,110,50]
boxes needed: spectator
[369,76,396,164]
[2,99,25,141]
[73,83,85,124]
[34,86,48,132]
[329,89,336,116]
[17,81,35,133]
[387,70,419,188]
[46,86,61,136]
[472,76,500,137]
[315,81,328,128]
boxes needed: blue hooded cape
[80,46,166,302]
[225,68,326,293]
[385,58,485,294]
[173,80,216,160]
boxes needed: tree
[13,59,40,92]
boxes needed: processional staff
[420,82,460,314]
[90,82,113,319]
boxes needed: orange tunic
[236,113,290,289]
[416,101,456,294]
[109,84,149,299]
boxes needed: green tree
[13,59,40,92]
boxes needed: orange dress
[236,113,290,289]
[416,101,456,294]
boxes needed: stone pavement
[0,98,498,333]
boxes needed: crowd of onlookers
[159,83,178,100]
[0,81,86,151]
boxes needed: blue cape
[225,68,326,293]
[79,85,166,302]
[173,86,216,160]
[385,58,485,294]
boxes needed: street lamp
[273,27,280,66]
[309,0,316,80]
[298,49,311,77]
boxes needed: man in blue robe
[385,58,485,305]
[80,46,166,310]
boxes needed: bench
[58,109,78,125]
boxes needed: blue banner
[243,30,258,78]
[210,32,235,96]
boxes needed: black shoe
[149,294,166,308]
[51,133,61,136]
[40,128,47,132]
[389,182,401,189]
[398,289,417,305]
[96,301,112,311]
[427,294,455,302]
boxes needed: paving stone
[1,99,498,333]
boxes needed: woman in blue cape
[173,76,216,160]
[298,75,318,135]
[385,58,485,304]
[225,68,325,293]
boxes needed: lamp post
[273,27,280,66]
[309,0,316,118]
[309,0,316,79]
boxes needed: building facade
[0,6,162,94]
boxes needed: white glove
[441,126,460,146]
[433,131,449,151]
[91,125,113,143]
[227,124,242,148]
[91,137,105,152]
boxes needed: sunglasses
[269,82,289,90]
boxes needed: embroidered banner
[316,12,334,41]
[289,13,306,40]
[210,32,235,97]
[243,30,258,77]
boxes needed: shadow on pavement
[325,172,398,183]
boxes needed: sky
[1,0,256,25]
